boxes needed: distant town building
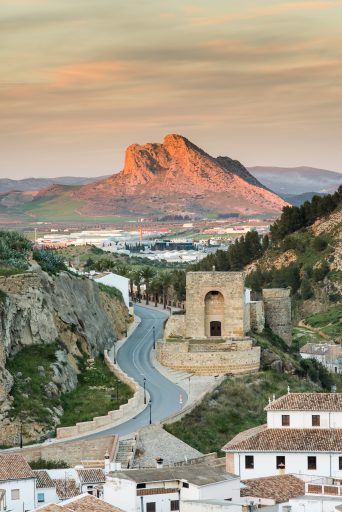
[300,343,342,374]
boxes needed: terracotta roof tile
[265,393,342,411]
[34,470,55,488]
[35,495,124,512]
[0,454,34,481]
[223,428,342,452]
[53,479,80,499]
[241,474,305,503]
[77,469,105,484]
[61,495,124,511]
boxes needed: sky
[1,0,342,179]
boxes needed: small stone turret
[262,288,292,346]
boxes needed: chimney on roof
[212,265,215,272]
[104,451,110,474]
[273,394,275,401]
[155,457,164,469]
[287,386,291,394]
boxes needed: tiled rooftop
[0,454,35,481]
[77,468,105,484]
[34,470,55,489]
[35,495,124,512]
[111,464,238,486]
[223,428,342,452]
[241,474,305,503]
[265,393,342,411]
[53,479,80,500]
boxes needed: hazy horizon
[2,0,342,179]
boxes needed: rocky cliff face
[73,134,288,216]
[0,269,128,443]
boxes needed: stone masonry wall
[185,271,246,338]
[250,301,265,333]
[156,341,260,376]
[262,288,292,346]
[164,315,186,339]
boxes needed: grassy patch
[98,282,124,303]
[165,371,317,454]
[0,267,25,277]
[7,345,133,435]
[292,326,325,349]
[6,343,61,427]
[59,356,133,427]
[305,305,342,338]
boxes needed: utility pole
[152,326,156,350]
[19,421,23,449]
[143,377,146,404]
[149,399,152,424]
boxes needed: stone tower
[185,271,247,338]
[262,288,292,346]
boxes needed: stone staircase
[115,437,136,469]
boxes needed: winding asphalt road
[83,304,187,439]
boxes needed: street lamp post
[143,377,146,404]
[113,340,117,364]
[19,421,23,449]
[152,326,156,350]
[116,379,120,401]
[149,399,152,424]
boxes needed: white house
[0,454,36,512]
[95,272,129,308]
[223,392,342,480]
[103,465,241,512]
[34,492,125,511]
[33,470,58,507]
[300,343,342,374]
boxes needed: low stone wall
[56,350,146,439]
[5,434,117,467]
[156,341,260,376]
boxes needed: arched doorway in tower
[204,290,224,337]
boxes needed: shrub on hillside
[33,250,67,274]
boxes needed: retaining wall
[156,341,260,376]
[56,350,146,439]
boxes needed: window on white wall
[11,489,20,500]
[276,455,286,469]
[37,493,45,503]
[281,415,290,426]
[146,503,156,512]
[308,456,317,470]
[245,455,254,469]
[339,456,342,470]
[312,415,320,427]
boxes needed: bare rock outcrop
[0,269,128,441]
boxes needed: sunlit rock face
[73,134,288,216]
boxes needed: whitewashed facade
[223,393,342,480]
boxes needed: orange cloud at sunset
[1,0,342,178]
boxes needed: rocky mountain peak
[74,134,289,215]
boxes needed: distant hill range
[0,176,107,194]
[248,166,342,196]
[2,138,342,222]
